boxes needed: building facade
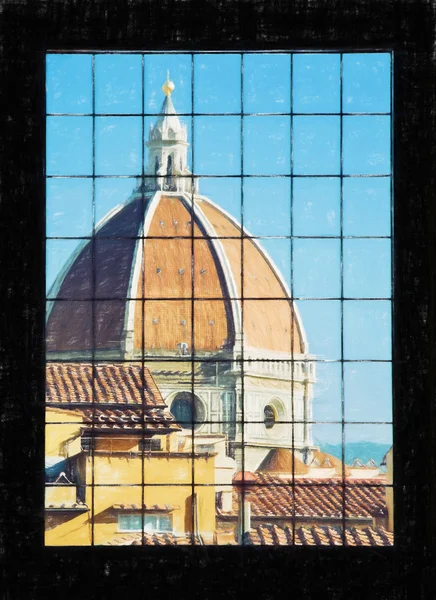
[45,362,221,545]
[46,77,316,471]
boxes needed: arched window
[154,156,159,174]
[165,155,174,190]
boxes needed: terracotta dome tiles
[196,199,304,354]
[133,196,233,353]
[46,198,144,353]
[47,192,306,357]
[146,195,195,237]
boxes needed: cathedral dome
[47,191,307,359]
[46,78,308,361]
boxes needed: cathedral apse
[45,52,393,546]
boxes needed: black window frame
[1,0,435,598]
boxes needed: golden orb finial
[162,70,175,96]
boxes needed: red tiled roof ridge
[253,472,385,485]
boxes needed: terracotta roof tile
[223,473,388,520]
[79,407,180,432]
[46,362,181,432]
[45,501,89,511]
[46,362,165,407]
[112,504,180,512]
[106,532,194,546]
[245,524,393,547]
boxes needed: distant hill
[318,442,392,466]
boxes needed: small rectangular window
[118,514,172,532]
[139,438,162,452]
[118,514,143,532]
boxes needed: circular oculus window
[171,392,205,430]
[264,405,276,430]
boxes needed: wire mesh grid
[44,50,393,547]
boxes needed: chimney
[192,492,204,545]
[233,471,256,544]
[214,449,237,512]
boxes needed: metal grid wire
[44,50,393,547]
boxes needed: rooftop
[46,362,165,406]
[106,532,194,546]
[112,504,180,512]
[106,526,393,547]
[46,362,180,433]
[245,524,393,546]
[219,473,388,520]
[45,501,89,512]
[257,448,309,475]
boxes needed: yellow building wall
[195,485,216,537]
[45,408,82,457]
[86,451,216,543]
[88,483,215,545]
[45,512,91,546]
[46,485,77,504]
[45,412,217,545]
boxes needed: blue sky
[46,52,392,446]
